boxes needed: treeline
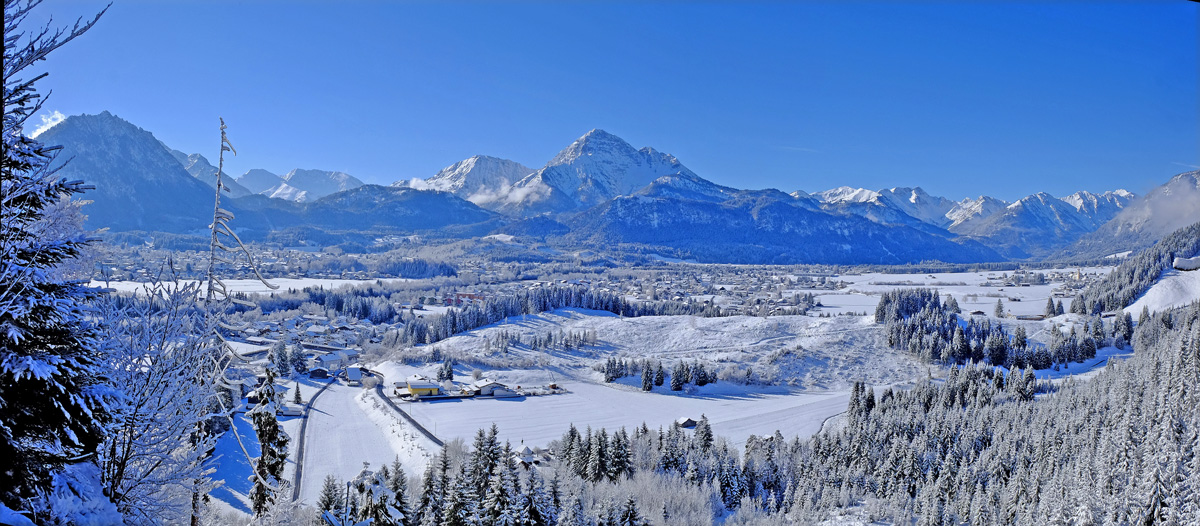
[876,288,1105,370]
[1079,221,1200,313]
[390,286,726,349]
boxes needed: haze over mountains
[38,111,1197,264]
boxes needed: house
[406,376,441,397]
[472,379,507,396]
[308,367,329,379]
[346,364,364,383]
[278,404,303,417]
[492,387,519,398]
[311,353,343,371]
[675,417,698,428]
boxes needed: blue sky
[26,1,1197,201]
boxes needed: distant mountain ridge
[42,111,1182,265]
[1061,171,1200,259]
[40,111,497,238]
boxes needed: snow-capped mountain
[951,190,1134,258]
[237,169,285,194]
[234,168,364,202]
[164,147,252,198]
[945,196,1010,230]
[1061,190,1135,218]
[815,186,958,235]
[492,129,699,214]
[36,111,217,232]
[564,191,1002,264]
[1064,171,1200,258]
[396,155,533,205]
[276,168,363,201]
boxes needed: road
[293,382,416,505]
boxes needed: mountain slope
[562,192,1002,265]
[1063,171,1200,259]
[945,196,1009,230]
[164,147,252,198]
[950,190,1133,258]
[494,129,698,215]
[274,168,363,201]
[37,112,217,232]
[237,169,285,194]
[399,155,533,205]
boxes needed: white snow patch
[1125,268,1200,315]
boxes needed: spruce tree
[994,299,1005,318]
[0,0,111,513]
[389,456,411,526]
[248,367,290,515]
[653,362,665,386]
[317,474,345,520]
[641,366,653,391]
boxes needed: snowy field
[92,277,413,295]
[807,267,1113,316]
[391,380,855,451]
[367,308,931,451]
[1125,268,1200,315]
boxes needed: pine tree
[290,344,308,374]
[1,1,111,513]
[293,384,303,405]
[670,364,685,391]
[617,496,644,526]
[994,299,1005,318]
[641,366,653,391]
[557,495,587,526]
[1045,297,1057,318]
[389,456,411,526]
[654,362,665,387]
[248,367,290,515]
[317,474,345,520]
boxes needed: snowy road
[294,383,434,505]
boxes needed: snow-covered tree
[1,1,112,520]
[317,474,345,521]
[248,367,290,516]
[94,279,226,524]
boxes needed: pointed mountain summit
[951,190,1133,258]
[397,155,533,204]
[945,195,1009,230]
[274,168,363,202]
[494,129,701,214]
[237,169,285,194]
[1064,171,1200,258]
[35,111,216,232]
[164,147,252,198]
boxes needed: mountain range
[36,111,1194,264]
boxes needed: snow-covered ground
[810,269,1112,316]
[291,382,434,505]
[369,307,930,450]
[1125,268,1200,315]
[204,265,1122,517]
[392,380,855,451]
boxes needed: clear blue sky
[25,1,1198,201]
